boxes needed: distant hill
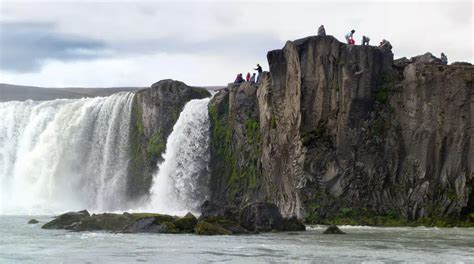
[0,83,143,102]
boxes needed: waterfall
[149,97,211,215]
[0,92,134,215]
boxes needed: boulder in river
[282,216,306,231]
[41,210,90,229]
[28,219,39,224]
[172,212,198,233]
[239,202,284,232]
[201,216,250,234]
[323,225,346,234]
[123,217,161,233]
[194,221,232,235]
[66,213,134,232]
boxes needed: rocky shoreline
[40,201,306,235]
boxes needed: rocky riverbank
[41,201,306,235]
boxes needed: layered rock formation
[127,80,210,200]
[41,208,303,235]
[208,35,473,225]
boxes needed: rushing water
[149,98,211,215]
[1,216,473,263]
[0,93,134,214]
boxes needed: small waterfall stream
[149,97,211,215]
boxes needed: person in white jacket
[345,30,355,44]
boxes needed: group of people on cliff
[234,26,450,85]
[234,64,263,84]
[317,25,392,50]
[317,25,448,65]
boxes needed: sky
[0,0,472,87]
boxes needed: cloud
[112,32,281,58]
[0,22,107,72]
[0,52,253,88]
[0,1,472,87]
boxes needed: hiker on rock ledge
[345,30,355,45]
[318,25,326,36]
[362,35,370,46]
[254,64,263,83]
[440,53,448,65]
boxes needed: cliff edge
[208,35,473,226]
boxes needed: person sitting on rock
[234,73,244,83]
[250,73,256,84]
[246,72,251,82]
[345,30,355,45]
[254,64,263,83]
[378,39,392,50]
[362,35,370,45]
[318,25,326,36]
[440,53,448,65]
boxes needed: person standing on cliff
[440,53,448,65]
[362,35,370,45]
[318,25,326,36]
[345,30,355,45]
[254,64,263,83]
[246,72,251,82]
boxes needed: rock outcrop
[127,80,210,200]
[323,225,345,234]
[208,35,473,226]
[42,210,90,229]
[27,219,39,224]
[40,209,302,235]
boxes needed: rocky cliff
[127,79,210,200]
[209,36,473,225]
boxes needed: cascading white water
[0,93,134,215]
[149,98,211,215]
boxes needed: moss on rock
[172,212,198,233]
[42,210,90,229]
[130,213,175,224]
[208,87,263,205]
[158,222,179,234]
[67,213,134,232]
[195,221,232,235]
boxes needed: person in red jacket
[246,72,251,82]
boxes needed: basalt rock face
[127,79,210,200]
[208,82,264,209]
[208,35,473,224]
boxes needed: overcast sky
[0,0,472,87]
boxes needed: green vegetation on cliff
[127,97,151,198]
[208,86,262,203]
